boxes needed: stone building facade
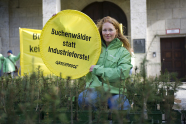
[0,0,185,79]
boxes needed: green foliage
[0,62,184,124]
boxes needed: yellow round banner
[40,10,101,79]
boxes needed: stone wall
[0,0,42,67]
[146,0,186,77]
[0,0,9,55]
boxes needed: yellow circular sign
[40,10,101,79]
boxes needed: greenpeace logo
[55,61,78,69]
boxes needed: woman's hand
[89,65,95,72]
[52,14,56,17]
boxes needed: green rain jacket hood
[86,38,132,94]
[0,53,20,73]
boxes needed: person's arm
[13,53,20,61]
[92,49,132,83]
[0,54,5,60]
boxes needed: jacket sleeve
[92,49,132,82]
[0,54,5,60]
[13,53,20,61]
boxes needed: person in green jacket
[78,16,132,110]
[0,54,4,77]
[1,50,20,78]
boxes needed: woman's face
[102,22,117,46]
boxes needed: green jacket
[86,38,132,94]
[0,54,4,70]
[0,53,20,73]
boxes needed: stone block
[19,17,33,27]
[24,26,34,29]
[0,17,9,28]
[0,0,9,7]
[180,0,186,8]
[27,7,39,17]
[77,1,91,11]
[181,8,186,19]
[151,20,165,31]
[83,0,94,7]
[38,26,43,30]
[19,0,28,7]
[150,0,165,9]
[9,0,18,8]
[166,19,181,29]
[17,8,27,17]
[147,30,156,36]
[0,7,9,18]
[131,0,146,13]
[147,10,157,21]
[147,21,152,30]
[134,54,146,69]
[149,41,161,53]
[180,29,186,34]
[147,64,161,77]
[9,8,19,17]
[19,0,34,7]
[172,7,186,19]
[35,0,42,6]
[31,27,39,30]
[14,28,20,38]
[0,28,9,37]
[1,37,9,47]
[38,7,42,17]
[13,47,20,55]
[157,9,172,20]
[25,0,42,7]
[2,46,9,55]
[9,17,20,28]
[131,12,147,38]
[147,0,150,10]
[156,31,166,35]
[119,0,130,14]
[147,30,156,41]
[173,8,182,19]
[32,17,42,27]
[165,0,179,9]
[10,38,19,47]
[7,28,19,39]
[9,28,15,37]
[181,19,186,29]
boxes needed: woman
[78,16,132,110]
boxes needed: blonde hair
[97,16,131,54]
